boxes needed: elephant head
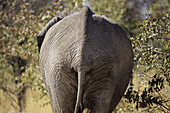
[37,6,133,113]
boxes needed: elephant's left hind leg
[47,69,78,113]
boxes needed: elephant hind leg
[47,69,78,113]
[83,108,91,113]
[82,76,116,113]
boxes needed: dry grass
[0,88,52,113]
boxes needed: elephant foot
[83,108,91,113]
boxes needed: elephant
[37,6,133,113]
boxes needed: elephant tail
[74,70,85,113]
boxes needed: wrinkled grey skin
[37,6,133,113]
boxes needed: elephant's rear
[38,6,133,113]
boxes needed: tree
[126,12,169,112]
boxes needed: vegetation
[126,13,169,112]
[0,0,169,112]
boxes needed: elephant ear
[37,17,62,53]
